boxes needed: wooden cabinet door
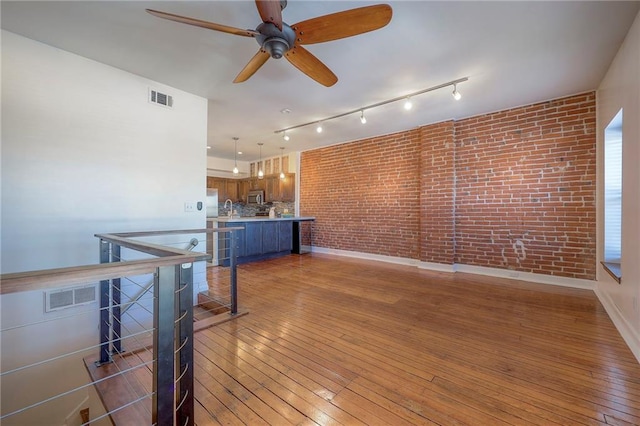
[208,177,227,200]
[280,173,295,201]
[265,176,280,202]
[238,179,250,203]
[226,180,239,202]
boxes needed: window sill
[601,261,621,284]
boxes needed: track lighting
[452,83,462,101]
[232,137,239,175]
[283,131,290,141]
[274,77,469,136]
[257,142,264,179]
[279,147,286,179]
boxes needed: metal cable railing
[0,226,242,426]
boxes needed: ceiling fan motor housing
[256,22,296,59]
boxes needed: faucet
[224,199,233,217]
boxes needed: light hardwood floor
[193,253,640,425]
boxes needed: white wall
[0,30,208,424]
[596,11,640,362]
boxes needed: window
[603,109,622,282]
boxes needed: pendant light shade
[257,142,264,179]
[279,147,285,179]
[232,137,239,174]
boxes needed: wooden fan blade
[255,0,283,31]
[234,49,271,83]
[146,9,259,37]
[284,46,337,87]
[292,4,392,45]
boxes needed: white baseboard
[594,287,640,364]
[418,261,456,273]
[452,264,596,290]
[310,246,420,267]
[312,248,594,289]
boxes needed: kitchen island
[208,216,315,265]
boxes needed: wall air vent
[45,284,97,312]
[149,88,173,108]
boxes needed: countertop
[207,216,315,222]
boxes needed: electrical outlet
[184,202,195,212]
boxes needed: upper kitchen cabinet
[280,173,295,202]
[207,177,240,202]
[264,173,295,202]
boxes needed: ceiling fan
[146,0,392,87]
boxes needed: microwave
[247,189,264,205]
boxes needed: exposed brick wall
[300,130,421,258]
[300,92,596,280]
[419,121,456,264]
[454,93,596,279]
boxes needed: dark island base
[220,249,292,266]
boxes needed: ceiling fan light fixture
[360,110,367,124]
[452,83,462,100]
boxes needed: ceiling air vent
[149,88,173,108]
[45,284,97,312]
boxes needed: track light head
[360,110,367,124]
[316,123,323,133]
[283,132,290,141]
[404,97,413,111]
[452,83,462,100]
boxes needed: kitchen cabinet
[243,222,263,256]
[225,180,239,202]
[263,174,295,202]
[211,174,295,204]
[207,177,241,202]
[278,221,293,251]
[217,219,293,265]
[265,176,280,202]
[262,222,279,253]
[280,173,295,202]
[237,180,250,203]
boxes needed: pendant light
[232,137,239,175]
[257,142,264,179]
[279,147,286,179]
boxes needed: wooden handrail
[1,227,246,295]
[0,254,206,295]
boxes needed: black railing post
[230,231,238,315]
[153,265,179,426]
[177,262,194,426]
[98,239,111,365]
[111,244,122,354]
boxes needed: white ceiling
[2,1,639,162]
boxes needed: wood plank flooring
[194,254,640,426]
